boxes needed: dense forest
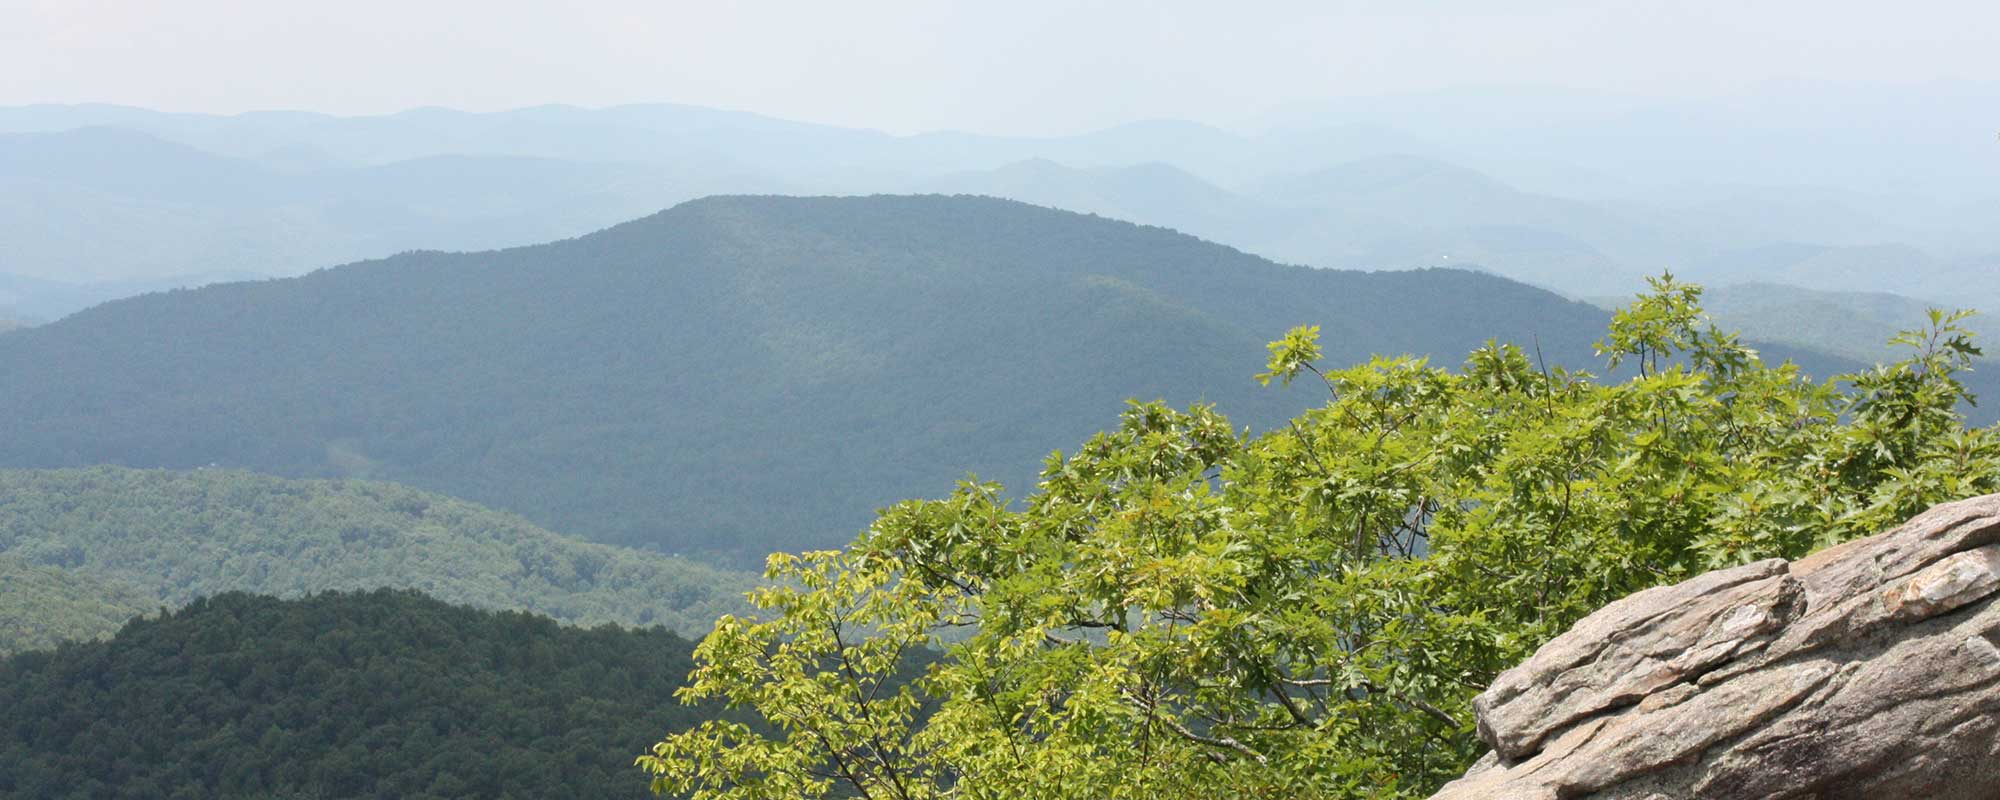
[0,590,714,799]
[0,195,1621,564]
[0,467,755,654]
[0,555,153,654]
[642,281,2000,798]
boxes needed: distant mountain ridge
[17,85,1999,200]
[1651,282,1998,365]
[7,90,1996,322]
[0,194,1620,564]
[0,126,790,293]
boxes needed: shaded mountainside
[915,159,1294,253]
[0,589,708,799]
[0,195,1616,564]
[0,467,755,654]
[0,270,258,330]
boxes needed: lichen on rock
[1432,494,2000,800]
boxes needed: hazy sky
[5,0,1994,135]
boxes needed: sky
[4,0,1995,135]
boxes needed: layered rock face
[1432,494,2000,800]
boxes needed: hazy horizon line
[11,76,1993,139]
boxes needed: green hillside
[0,467,754,654]
[0,555,153,654]
[0,589,709,799]
[1583,282,2000,397]
[1699,282,1996,363]
[0,195,1618,565]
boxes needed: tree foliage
[640,275,1999,798]
[0,589,723,799]
[0,555,153,654]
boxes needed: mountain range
[0,194,1624,564]
[4,193,1969,569]
[6,85,1997,325]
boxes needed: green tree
[0,589,723,799]
[640,275,2000,799]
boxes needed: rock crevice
[1433,494,2000,800]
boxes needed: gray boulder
[1432,494,2000,800]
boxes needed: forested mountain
[0,467,755,654]
[917,155,1656,295]
[0,590,710,799]
[915,159,1292,253]
[0,556,153,654]
[0,195,1615,564]
[0,269,258,324]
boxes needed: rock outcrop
[1431,494,2000,800]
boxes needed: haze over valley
[5,81,1998,323]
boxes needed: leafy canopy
[0,590,714,799]
[640,274,1999,799]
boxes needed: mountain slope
[1698,283,1997,363]
[0,590,708,799]
[916,159,1291,248]
[1245,155,1685,294]
[0,556,152,655]
[0,467,755,653]
[0,270,259,323]
[918,155,1721,298]
[0,195,1616,563]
